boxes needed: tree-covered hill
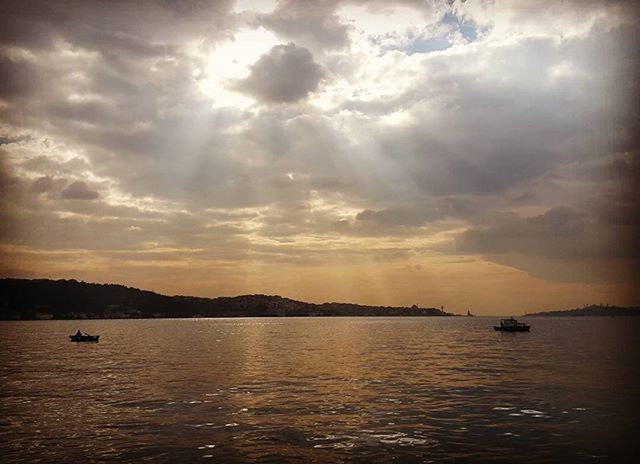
[0,278,451,320]
[525,304,640,317]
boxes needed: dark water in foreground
[1,317,639,463]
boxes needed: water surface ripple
[1,317,638,463]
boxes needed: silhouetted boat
[69,334,100,342]
[494,317,530,332]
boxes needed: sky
[1,0,638,314]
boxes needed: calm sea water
[1,317,638,463]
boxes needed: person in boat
[75,330,82,338]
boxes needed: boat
[69,333,100,342]
[493,317,530,332]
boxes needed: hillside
[525,304,640,317]
[0,278,451,320]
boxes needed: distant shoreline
[525,305,640,317]
[1,315,463,321]
[1,278,454,320]
[2,278,638,321]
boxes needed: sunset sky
[1,0,638,314]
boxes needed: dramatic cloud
[256,0,351,50]
[456,206,640,283]
[233,43,325,103]
[0,0,638,312]
[61,181,100,200]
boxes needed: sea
[1,317,638,463]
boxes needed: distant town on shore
[1,278,638,320]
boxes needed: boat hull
[69,335,100,342]
[493,326,530,332]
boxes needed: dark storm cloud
[233,43,325,103]
[61,181,100,200]
[457,207,590,258]
[455,206,640,282]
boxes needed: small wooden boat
[69,334,100,342]
[494,317,530,332]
